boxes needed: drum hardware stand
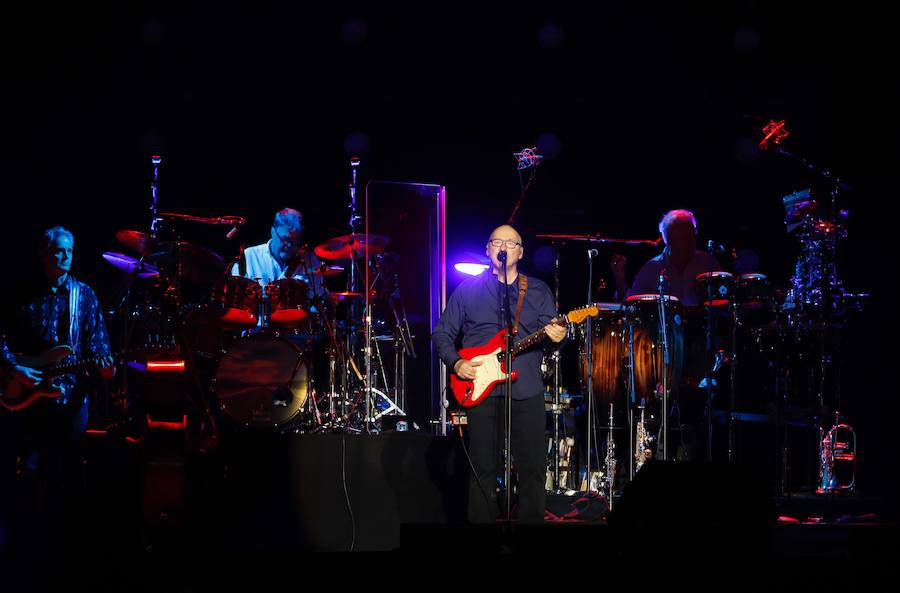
[337,155,377,431]
[605,403,616,509]
[626,301,638,479]
[548,240,567,492]
[388,286,415,415]
[149,155,162,238]
[346,157,376,430]
[656,271,670,461]
[728,299,739,463]
[763,120,860,493]
[366,253,413,420]
[297,249,356,429]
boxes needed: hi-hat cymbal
[329,291,365,302]
[102,252,159,278]
[314,233,388,260]
[312,264,345,277]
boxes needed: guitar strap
[512,274,527,335]
[67,276,80,354]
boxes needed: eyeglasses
[274,228,301,248]
[488,239,522,249]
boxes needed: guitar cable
[457,423,496,515]
[341,430,356,551]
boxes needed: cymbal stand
[368,254,411,420]
[150,155,162,238]
[297,252,359,432]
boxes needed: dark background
[2,3,895,500]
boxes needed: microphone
[237,244,247,278]
[707,240,726,254]
[221,216,245,240]
[712,349,730,373]
[657,270,669,294]
[513,147,544,170]
[498,251,508,262]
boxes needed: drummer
[612,209,721,306]
[232,207,328,312]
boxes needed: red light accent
[777,516,800,524]
[759,119,789,149]
[85,429,108,435]
[146,360,186,372]
[125,436,141,444]
[146,414,187,430]
[702,299,732,307]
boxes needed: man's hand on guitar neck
[544,320,567,343]
[453,358,482,381]
[97,355,115,380]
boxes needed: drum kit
[100,160,414,437]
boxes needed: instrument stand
[768,127,860,493]
[583,249,597,492]
[499,251,515,521]
[626,303,638,480]
[656,273,671,461]
[548,241,566,492]
[605,403,616,509]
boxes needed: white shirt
[231,240,326,299]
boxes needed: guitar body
[447,306,599,409]
[450,329,519,408]
[0,345,74,410]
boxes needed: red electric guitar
[450,306,598,408]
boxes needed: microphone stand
[499,250,515,521]
[704,243,717,462]
[150,155,161,238]
[584,249,596,491]
[551,242,563,490]
[656,271,670,461]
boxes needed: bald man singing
[432,225,565,523]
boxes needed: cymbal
[329,291,365,302]
[101,252,159,278]
[784,199,818,225]
[116,230,162,256]
[115,230,225,282]
[312,264,345,277]
[314,233,388,260]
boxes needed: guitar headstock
[564,306,599,325]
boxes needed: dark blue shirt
[0,276,111,407]
[431,271,558,400]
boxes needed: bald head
[489,225,522,246]
[486,225,524,280]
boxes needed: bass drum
[215,334,309,428]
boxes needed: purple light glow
[454,262,489,276]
